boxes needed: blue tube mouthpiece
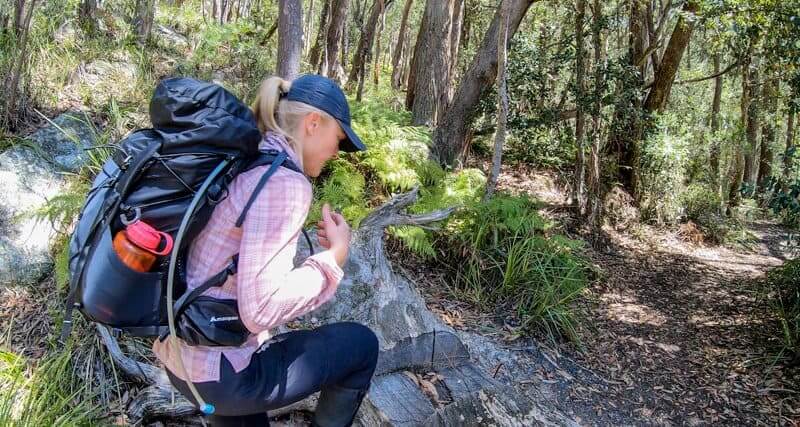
[200,403,216,415]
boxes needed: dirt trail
[556,220,799,425]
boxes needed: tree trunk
[587,0,604,227]
[323,0,349,82]
[134,0,156,44]
[391,0,414,89]
[406,0,459,126]
[574,0,587,215]
[78,0,97,30]
[784,111,796,191]
[743,63,760,188]
[757,78,778,191]
[277,0,304,80]
[709,51,722,192]
[484,0,509,201]
[606,0,647,199]
[642,0,698,113]
[304,0,315,54]
[447,0,464,97]
[728,58,751,211]
[431,0,537,168]
[309,0,330,71]
[372,4,387,87]
[401,27,415,87]
[1,0,37,131]
[347,0,385,92]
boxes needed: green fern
[308,159,369,227]
[26,180,88,233]
[389,226,437,259]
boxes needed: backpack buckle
[110,328,123,339]
[120,207,142,225]
[207,184,228,205]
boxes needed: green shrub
[682,184,722,221]
[763,260,800,359]
[0,349,102,426]
[436,194,587,343]
[639,116,691,224]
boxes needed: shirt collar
[258,131,303,170]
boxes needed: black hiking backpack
[61,77,312,347]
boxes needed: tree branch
[675,60,740,84]
[359,187,456,232]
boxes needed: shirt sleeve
[236,171,344,334]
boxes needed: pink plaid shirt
[152,133,343,383]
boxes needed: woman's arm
[235,172,343,334]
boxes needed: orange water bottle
[112,219,174,272]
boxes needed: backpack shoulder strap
[235,151,289,227]
[246,149,303,175]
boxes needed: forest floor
[405,163,800,426]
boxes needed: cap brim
[338,121,366,152]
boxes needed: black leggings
[166,322,379,426]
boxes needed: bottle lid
[125,220,174,255]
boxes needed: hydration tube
[166,159,230,415]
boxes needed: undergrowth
[762,259,800,363]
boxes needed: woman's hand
[316,203,351,267]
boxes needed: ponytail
[251,76,292,135]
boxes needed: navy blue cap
[284,74,366,152]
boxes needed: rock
[55,20,77,44]
[26,112,96,173]
[0,112,96,286]
[155,25,190,49]
[69,60,138,104]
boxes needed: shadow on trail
[565,221,799,425]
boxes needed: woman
[152,74,379,427]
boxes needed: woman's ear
[305,112,321,136]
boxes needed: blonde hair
[251,76,334,169]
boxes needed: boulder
[0,112,96,286]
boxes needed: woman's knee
[321,322,379,365]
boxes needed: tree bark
[709,51,722,191]
[606,0,647,199]
[574,0,587,215]
[432,0,537,167]
[134,0,156,44]
[784,111,796,191]
[406,0,459,126]
[484,0,509,201]
[401,27,415,87]
[347,0,386,93]
[304,0,315,54]
[323,0,349,82]
[391,0,414,89]
[642,0,698,113]
[372,2,388,87]
[78,0,97,30]
[587,0,604,227]
[1,0,37,131]
[309,0,330,70]
[277,0,304,80]
[728,57,751,211]
[757,77,778,191]
[743,62,760,188]
[448,0,464,96]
